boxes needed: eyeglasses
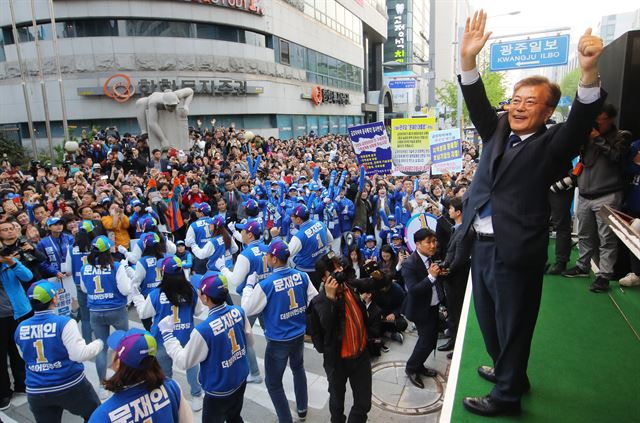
[510,98,548,108]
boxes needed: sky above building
[469,0,635,41]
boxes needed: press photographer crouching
[313,252,389,423]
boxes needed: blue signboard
[490,34,570,71]
[389,79,416,89]
[348,121,392,176]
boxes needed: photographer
[0,225,34,409]
[313,253,388,423]
[0,218,45,283]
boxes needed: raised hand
[577,28,603,83]
[461,9,492,71]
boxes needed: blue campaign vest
[139,256,162,297]
[190,217,215,248]
[15,311,85,394]
[81,262,127,311]
[71,247,89,286]
[38,233,74,274]
[88,378,181,423]
[235,240,272,294]
[148,288,197,346]
[292,219,330,272]
[195,305,249,397]
[361,247,380,261]
[258,267,309,341]
[205,236,228,272]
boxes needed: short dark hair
[414,228,436,244]
[30,299,53,312]
[152,149,161,154]
[449,197,463,213]
[601,103,618,119]
[513,76,561,108]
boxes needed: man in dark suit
[458,10,606,417]
[438,197,471,356]
[223,179,243,222]
[401,228,444,389]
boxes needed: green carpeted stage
[441,247,640,422]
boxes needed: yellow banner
[391,117,436,175]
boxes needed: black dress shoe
[477,365,497,383]
[462,395,521,417]
[437,338,455,351]
[405,371,424,389]
[418,366,438,377]
[477,366,531,393]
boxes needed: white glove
[118,245,128,255]
[158,315,174,334]
[130,281,141,298]
[323,197,331,204]
[214,256,227,270]
[227,221,236,232]
[246,272,258,289]
[145,206,154,213]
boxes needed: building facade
[0,0,388,151]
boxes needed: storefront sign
[180,0,265,16]
[79,75,263,102]
[391,117,436,176]
[348,121,392,176]
[303,86,350,106]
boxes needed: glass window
[337,61,347,81]
[217,25,240,42]
[317,53,328,76]
[314,0,325,13]
[196,23,217,39]
[328,56,337,77]
[326,0,336,20]
[307,49,317,72]
[336,4,344,26]
[245,30,265,47]
[279,39,290,65]
[0,30,4,61]
[126,20,192,38]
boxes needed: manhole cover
[371,361,445,415]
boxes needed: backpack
[305,296,325,353]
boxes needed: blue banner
[490,34,570,71]
[348,121,392,176]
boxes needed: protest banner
[430,128,463,175]
[391,117,436,176]
[348,121,392,176]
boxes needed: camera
[0,245,14,257]
[550,176,574,193]
[434,260,450,271]
[331,270,348,285]
[362,260,380,276]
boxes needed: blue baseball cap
[197,203,211,215]
[92,235,113,253]
[199,274,228,301]
[139,217,157,232]
[79,220,95,233]
[47,217,63,226]
[292,204,309,220]
[352,226,363,233]
[162,256,183,274]
[27,280,61,304]
[391,233,403,240]
[267,240,290,262]
[142,232,161,248]
[365,235,376,243]
[107,329,158,369]
[130,199,142,207]
[388,215,396,221]
[243,199,259,213]
[236,219,262,238]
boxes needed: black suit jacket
[459,77,606,268]
[401,252,437,324]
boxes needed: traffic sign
[490,34,570,71]
[389,79,416,89]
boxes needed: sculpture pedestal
[147,107,190,152]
